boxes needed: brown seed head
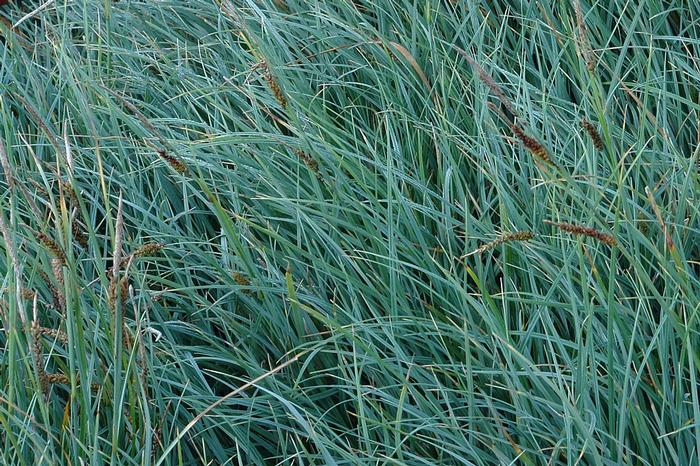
[468,231,535,256]
[51,258,64,287]
[511,124,553,165]
[157,150,188,174]
[30,320,49,396]
[72,219,88,248]
[262,62,288,109]
[133,242,165,258]
[545,220,617,247]
[233,272,251,286]
[46,372,100,391]
[38,269,65,311]
[294,149,319,172]
[37,233,67,265]
[46,373,70,385]
[581,118,604,150]
[0,138,14,190]
[59,180,79,205]
[38,326,69,344]
[574,0,596,72]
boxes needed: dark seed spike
[545,220,617,247]
[581,118,604,150]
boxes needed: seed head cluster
[233,272,250,286]
[581,118,604,150]
[544,220,617,247]
[574,0,596,72]
[262,62,288,109]
[133,242,165,258]
[475,231,535,254]
[37,233,66,265]
[511,124,553,165]
[30,319,49,397]
[157,149,188,174]
[294,149,319,172]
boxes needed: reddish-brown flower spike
[544,220,617,247]
[157,149,188,174]
[581,118,604,150]
[511,124,553,165]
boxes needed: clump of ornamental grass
[544,220,617,247]
[2,2,699,466]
